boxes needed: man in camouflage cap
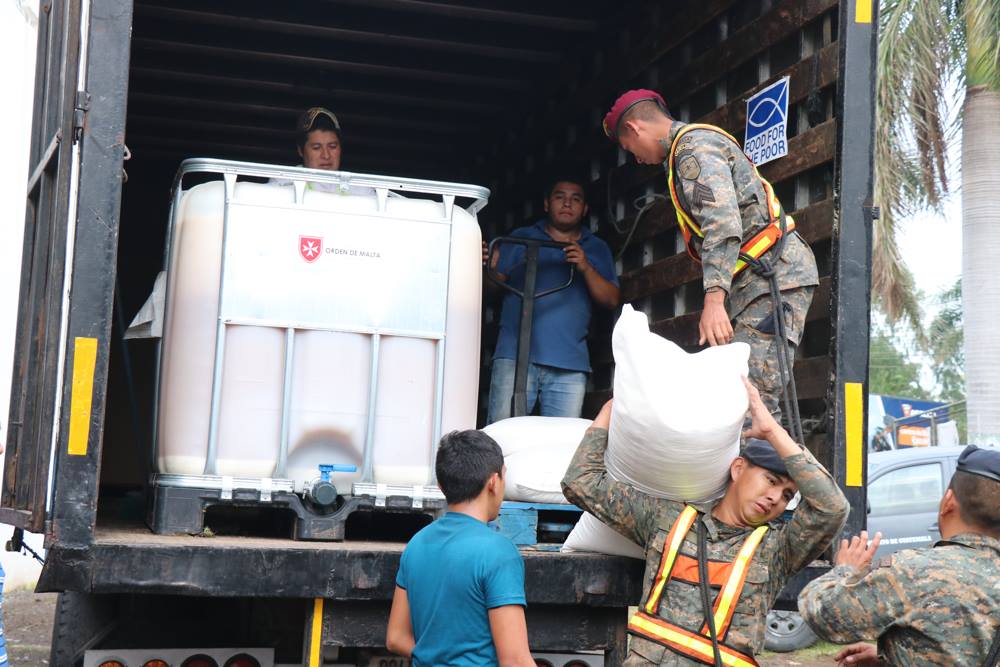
[562,378,848,666]
[798,444,1000,666]
[603,90,819,425]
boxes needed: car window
[868,463,943,517]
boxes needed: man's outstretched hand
[835,531,882,573]
[835,643,880,666]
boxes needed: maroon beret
[602,89,668,140]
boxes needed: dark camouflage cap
[956,444,1000,483]
[741,438,789,477]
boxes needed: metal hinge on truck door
[72,90,91,141]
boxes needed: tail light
[181,656,219,667]
[224,655,262,667]
[98,661,127,667]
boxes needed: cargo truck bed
[37,519,645,605]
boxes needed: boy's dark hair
[949,471,1000,536]
[435,430,504,504]
[544,171,589,202]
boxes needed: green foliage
[929,279,965,402]
[870,280,967,441]
[929,279,967,440]
[869,331,928,399]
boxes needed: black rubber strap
[697,518,724,667]
[983,622,1000,667]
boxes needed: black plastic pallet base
[147,484,445,541]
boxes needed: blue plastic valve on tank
[307,464,357,508]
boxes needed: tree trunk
[961,85,1000,446]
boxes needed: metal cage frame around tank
[150,158,490,501]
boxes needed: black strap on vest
[697,517,724,667]
[983,622,1000,667]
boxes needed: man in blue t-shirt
[386,430,535,666]
[486,176,620,423]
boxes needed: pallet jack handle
[486,237,574,418]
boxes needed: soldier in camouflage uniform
[799,445,1000,667]
[603,90,819,421]
[562,378,848,666]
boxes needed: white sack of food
[561,512,645,559]
[502,448,576,504]
[482,416,590,503]
[606,304,749,503]
[482,416,591,457]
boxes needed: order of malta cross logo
[299,235,323,263]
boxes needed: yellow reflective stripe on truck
[68,337,99,456]
[309,598,324,667]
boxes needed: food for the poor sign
[744,77,789,166]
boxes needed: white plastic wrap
[606,305,750,503]
[482,416,590,503]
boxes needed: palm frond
[965,0,1000,90]
[873,0,964,324]
[870,216,926,346]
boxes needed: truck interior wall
[99,0,844,501]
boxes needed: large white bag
[562,512,645,559]
[561,305,750,557]
[607,304,749,502]
[482,416,590,503]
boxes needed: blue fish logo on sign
[745,77,789,166]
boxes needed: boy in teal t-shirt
[387,431,535,666]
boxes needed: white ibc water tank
[156,174,484,494]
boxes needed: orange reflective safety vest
[666,123,795,277]
[627,505,769,667]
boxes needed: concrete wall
[1,0,44,589]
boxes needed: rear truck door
[1,0,132,546]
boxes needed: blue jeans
[487,358,587,423]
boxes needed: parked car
[867,445,964,557]
[765,445,965,652]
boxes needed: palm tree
[875,0,1000,445]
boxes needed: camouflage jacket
[663,121,819,318]
[561,428,848,666]
[798,533,1000,666]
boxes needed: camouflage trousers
[731,285,815,426]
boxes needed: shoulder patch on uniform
[678,154,701,181]
[692,182,715,210]
[875,556,894,569]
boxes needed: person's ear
[622,119,642,138]
[730,457,746,482]
[939,488,959,518]
[582,202,590,216]
[297,145,304,159]
[543,196,550,213]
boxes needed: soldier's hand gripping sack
[607,305,749,502]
